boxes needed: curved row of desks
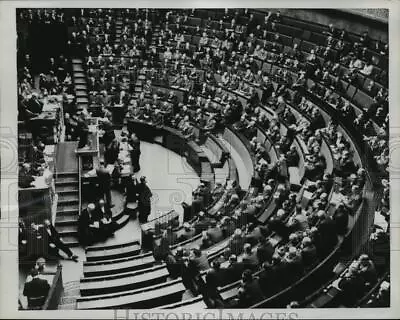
[76,115,282,308]
[166,10,387,86]
[146,65,370,309]
[76,13,384,303]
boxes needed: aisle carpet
[55,141,78,173]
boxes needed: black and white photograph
[0,2,399,319]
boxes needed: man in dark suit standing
[96,161,113,207]
[23,269,50,309]
[137,176,152,223]
[42,219,78,262]
[129,133,141,173]
[76,116,89,149]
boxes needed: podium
[76,117,100,171]
[111,103,125,128]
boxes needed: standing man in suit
[96,161,113,207]
[23,269,50,309]
[76,115,89,149]
[129,133,141,173]
[42,219,78,262]
[137,176,152,223]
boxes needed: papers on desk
[32,176,48,188]
[102,218,111,224]
[84,168,97,178]
[88,125,97,133]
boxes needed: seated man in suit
[193,211,212,235]
[97,199,117,238]
[42,219,78,262]
[23,268,50,309]
[223,254,245,284]
[256,236,275,265]
[163,226,178,246]
[238,269,265,306]
[177,222,196,242]
[229,228,246,256]
[18,163,35,188]
[206,220,224,244]
[300,236,318,268]
[204,261,226,307]
[78,203,99,246]
[242,243,259,270]
[189,246,210,273]
[245,223,268,246]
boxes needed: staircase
[54,141,80,246]
[114,14,123,46]
[58,280,80,310]
[55,171,80,246]
[72,58,89,112]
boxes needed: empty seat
[80,265,169,296]
[85,241,141,262]
[83,253,155,277]
[77,279,186,309]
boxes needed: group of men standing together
[78,129,153,245]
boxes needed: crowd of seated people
[157,122,366,307]
[16,8,390,309]
[68,9,388,181]
[331,253,380,307]
[364,277,390,307]
[18,50,74,188]
[17,8,389,176]
[64,9,387,307]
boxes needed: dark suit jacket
[125,179,138,202]
[96,166,111,187]
[96,205,112,220]
[259,265,279,295]
[301,244,318,267]
[229,235,245,256]
[78,209,99,243]
[224,261,245,283]
[241,279,265,303]
[23,278,50,307]
[242,252,259,269]
[190,253,210,272]
[19,171,35,188]
[256,242,275,264]
[207,226,224,244]
[42,224,62,245]
[206,267,229,290]
[318,217,338,252]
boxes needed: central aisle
[137,141,201,221]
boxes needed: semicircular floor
[136,141,200,221]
